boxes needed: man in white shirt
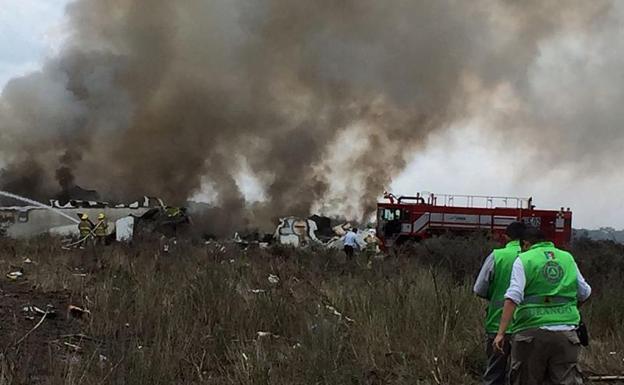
[343,228,358,260]
[494,227,591,385]
[474,221,525,385]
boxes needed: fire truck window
[384,209,395,221]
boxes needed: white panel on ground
[116,216,135,242]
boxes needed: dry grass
[0,235,621,384]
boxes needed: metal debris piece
[325,304,355,323]
[22,304,57,318]
[68,305,91,319]
[268,274,280,285]
[6,271,23,280]
[64,342,82,351]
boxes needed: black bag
[577,321,589,347]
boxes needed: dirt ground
[0,279,85,383]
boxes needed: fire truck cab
[377,192,572,250]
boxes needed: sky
[0,0,621,230]
[0,0,69,87]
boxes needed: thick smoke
[0,0,617,234]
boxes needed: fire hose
[62,221,105,248]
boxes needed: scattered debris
[68,305,91,319]
[325,305,355,323]
[332,222,352,236]
[249,289,266,294]
[7,270,23,280]
[23,304,57,319]
[63,342,82,352]
[23,258,33,264]
[268,274,280,285]
[14,311,49,347]
[274,215,380,253]
[274,217,322,247]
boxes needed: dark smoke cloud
[0,0,616,234]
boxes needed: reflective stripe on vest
[79,221,91,234]
[522,295,575,305]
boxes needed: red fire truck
[377,192,572,249]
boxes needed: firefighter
[165,206,181,218]
[77,213,93,249]
[94,213,108,245]
[493,226,591,385]
[473,221,526,385]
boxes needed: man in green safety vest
[494,226,591,385]
[474,221,526,385]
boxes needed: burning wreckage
[0,191,376,253]
[0,194,189,241]
[272,215,380,253]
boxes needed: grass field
[0,235,622,384]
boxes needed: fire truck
[377,192,572,249]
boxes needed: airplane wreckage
[0,192,189,241]
[0,190,378,251]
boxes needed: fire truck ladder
[424,193,532,209]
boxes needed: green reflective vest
[511,242,580,333]
[485,240,521,333]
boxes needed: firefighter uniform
[95,213,108,245]
[78,214,93,248]
[166,207,181,218]
[507,242,590,385]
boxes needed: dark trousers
[510,329,582,385]
[484,333,511,385]
[344,245,354,259]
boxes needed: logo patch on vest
[544,251,555,260]
[542,261,564,283]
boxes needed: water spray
[0,190,80,224]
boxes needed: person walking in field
[343,228,358,260]
[474,221,526,385]
[493,226,591,385]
